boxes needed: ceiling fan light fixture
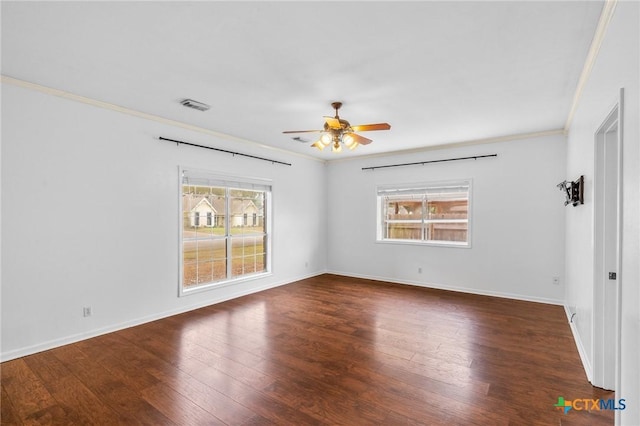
[283,101,390,154]
[311,141,326,151]
[343,133,355,147]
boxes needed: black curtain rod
[362,154,497,171]
[159,137,292,166]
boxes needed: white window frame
[376,179,472,248]
[179,167,272,296]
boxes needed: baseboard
[326,270,564,306]
[0,271,324,362]
[564,304,593,382]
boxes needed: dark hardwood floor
[2,274,613,425]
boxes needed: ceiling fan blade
[350,123,391,132]
[323,116,342,129]
[349,133,373,145]
[282,129,322,134]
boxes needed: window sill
[180,271,272,297]
[376,239,471,249]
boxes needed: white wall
[326,134,567,304]
[0,83,328,360]
[565,2,639,424]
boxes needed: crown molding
[564,0,618,132]
[326,128,566,164]
[1,75,324,164]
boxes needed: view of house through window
[377,180,471,246]
[181,170,271,292]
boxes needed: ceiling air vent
[180,99,210,112]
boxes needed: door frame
[591,88,623,392]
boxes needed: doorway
[592,89,623,392]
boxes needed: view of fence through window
[378,182,470,246]
[182,180,268,289]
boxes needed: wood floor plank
[22,351,124,425]
[146,359,266,425]
[74,334,161,392]
[1,384,24,425]
[150,357,322,426]
[262,375,389,425]
[51,345,176,425]
[140,382,227,425]
[1,274,613,425]
[0,359,60,423]
[186,343,276,390]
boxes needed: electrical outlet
[552,276,560,285]
[418,267,422,274]
[83,306,92,317]
[305,261,309,268]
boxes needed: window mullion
[225,187,232,280]
[383,197,388,239]
[421,195,426,241]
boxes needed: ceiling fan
[283,102,391,153]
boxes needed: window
[377,180,471,247]
[181,169,271,294]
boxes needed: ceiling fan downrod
[331,101,342,118]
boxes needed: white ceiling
[2,1,603,160]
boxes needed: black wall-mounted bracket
[557,175,584,206]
